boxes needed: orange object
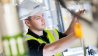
[74,23,82,39]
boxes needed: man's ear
[25,19,31,27]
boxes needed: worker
[18,0,83,56]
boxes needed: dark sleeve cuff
[58,31,67,39]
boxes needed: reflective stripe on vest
[25,29,62,56]
[25,34,47,44]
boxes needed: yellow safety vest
[25,29,62,56]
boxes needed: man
[18,0,82,56]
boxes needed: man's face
[27,13,45,31]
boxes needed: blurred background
[0,0,98,56]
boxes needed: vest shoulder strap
[49,30,59,41]
[45,29,59,41]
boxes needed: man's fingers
[77,9,85,15]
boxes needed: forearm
[64,17,78,35]
[43,33,78,56]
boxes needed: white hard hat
[18,0,44,20]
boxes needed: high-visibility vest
[25,29,62,56]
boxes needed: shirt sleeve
[27,40,46,56]
[58,31,67,39]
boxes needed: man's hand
[64,10,85,39]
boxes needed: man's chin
[38,28,44,31]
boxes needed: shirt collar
[27,29,47,39]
